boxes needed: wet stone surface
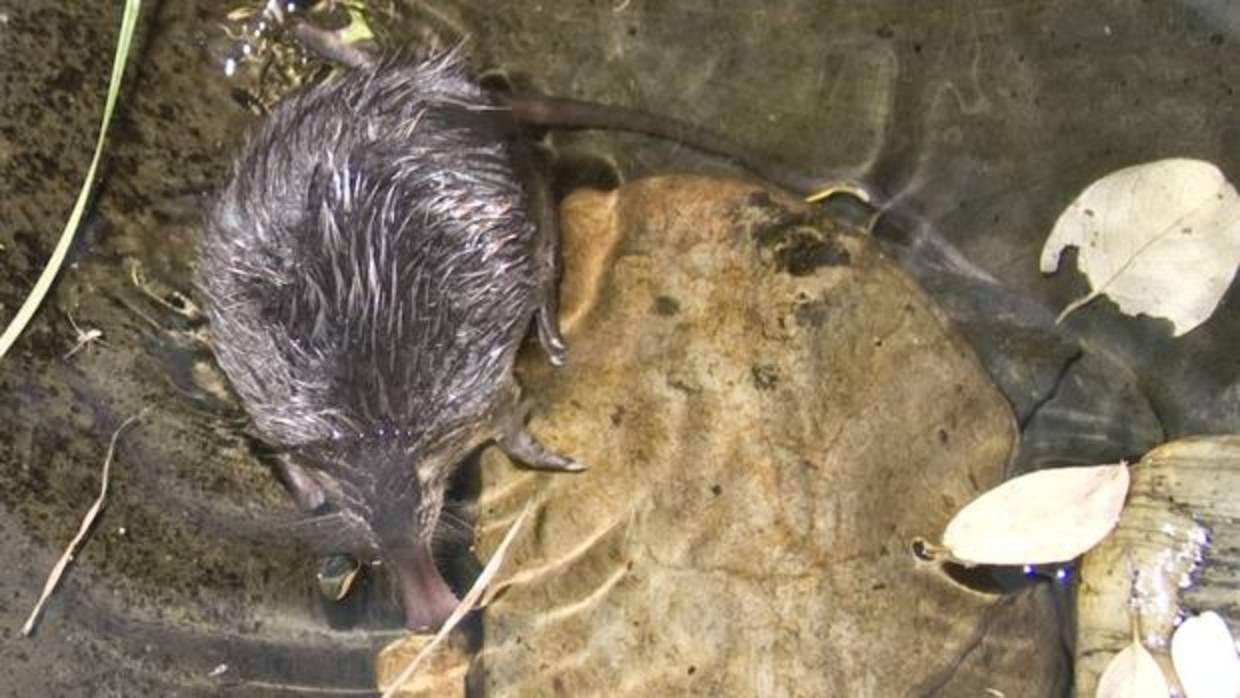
[472,177,1067,696]
[1077,435,1240,697]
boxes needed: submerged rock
[471,176,1068,696]
[1076,435,1240,697]
[375,634,469,698]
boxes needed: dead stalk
[21,411,145,636]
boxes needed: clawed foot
[497,423,585,472]
[536,306,568,367]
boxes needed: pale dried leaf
[1040,158,1240,336]
[942,464,1129,565]
[1171,611,1240,698]
[1096,641,1169,698]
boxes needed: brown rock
[470,176,1067,696]
[374,633,470,697]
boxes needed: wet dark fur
[200,50,538,564]
[200,34,850,629]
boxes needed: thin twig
[21,411,146,636]
[804,180,871,205]
[130,262,203,319]
[237,680,378,695]
[379,499,536,698]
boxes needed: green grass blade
[0,0,142,361]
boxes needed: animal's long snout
[389,542,460,631]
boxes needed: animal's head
[289,432,472,630]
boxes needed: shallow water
[0,1,1236,696]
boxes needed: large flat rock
[471,176,1067,696]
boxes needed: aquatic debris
[1040,158,1240,336]
[933,463,1129,566]
[1171,611,1240,698]
[21,412,144,636]
[1095,635,1169,698]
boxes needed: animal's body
[201,16,849,630]
[200,49,575,630]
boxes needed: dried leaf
[1171,611,1240,698]
[1096,640,1169,698]
[1040,158,1240,336]
[942,464,1129,565]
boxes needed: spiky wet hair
[200,49,540,548]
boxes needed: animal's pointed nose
[389,542,460,632]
